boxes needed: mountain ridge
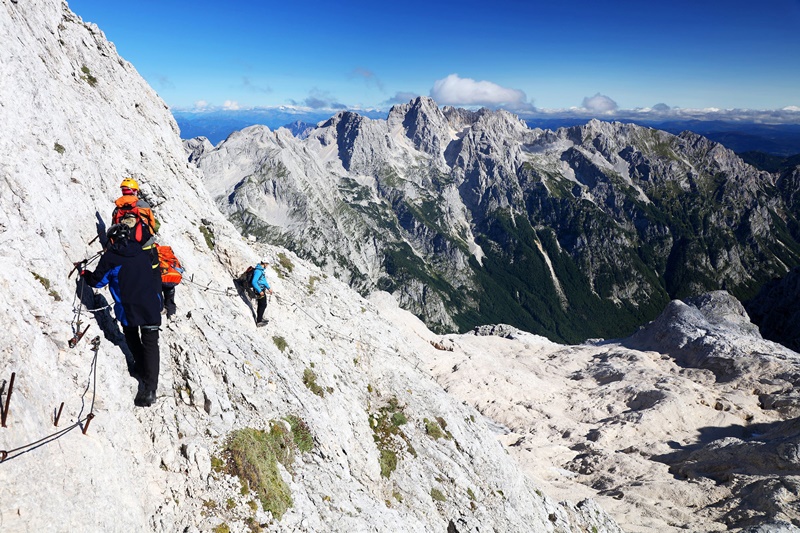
[195,100,800,342]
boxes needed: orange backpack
[156,245,183,285]
[113,195,157,244]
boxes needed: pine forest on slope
[193,101,800,344]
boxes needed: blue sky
[68,0,800,118]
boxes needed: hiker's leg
[256,296,266,323]
[139,325,161,393]
[163,285,176,316]
[123,325,144,366]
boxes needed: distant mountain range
[527,118,800,157]
[174,108,800,156]
[173,108,386,145]
[189,97,800,343]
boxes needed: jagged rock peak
[387,95,443,122]
[183,136,214,163]
[281,120,316,139]
[387,96,452,159]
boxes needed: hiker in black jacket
[81,224,163,407]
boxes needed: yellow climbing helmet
[120,177,139,190]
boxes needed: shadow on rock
[75,277,135,372]
[232,276,256,321]
[654,417,800,530]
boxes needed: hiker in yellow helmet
[113,177,159,239]
[111,176,161,273]
[120,177,139,194]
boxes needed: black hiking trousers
[163,284,176,317]
[256,294,268,324]
[124,325,160,393]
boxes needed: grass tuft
[198,223,215,250]
[285,415,314,452]
[369,396,414,478]
[302,367,325,397]
[272,335,287,353]
[224,425,294,520]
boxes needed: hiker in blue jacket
[81,224,162,407]
[251,259,273,327]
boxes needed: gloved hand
[80,270,92,283]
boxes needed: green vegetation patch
[369,396,415,478]
[32,272,61,301]
[272,336,288,353]
[53,142,65,154]
[276,252,294,275]
[303,367,325,397]
[80,65,98,87]
[284,415,314,453]
[430,488,447,502]
[199,223,215,250]
[210,455,225,473]
[307,275,320,294]
[423,417,451,440]
[221,421,311,521]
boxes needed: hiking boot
[134,389,156,407]
[256,320,269,328]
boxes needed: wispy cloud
[296,89,346,110]
[582,93,618,113]
[386,92,421,105]
[430,74,533,112]
[350,68,385,91]
[193,100,210,111]
[156,75,175,90]
[242,76,272,94]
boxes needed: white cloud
[582,93,618,113]
[222,100,240,111]
[522,105,800,125]
[430,74,530,109]
[193,100,209,111]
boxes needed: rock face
[403,291,800,532]
[746,266,800,353]
[0,1,622,532]
[195,97,800,343]
[184,136,214,163]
